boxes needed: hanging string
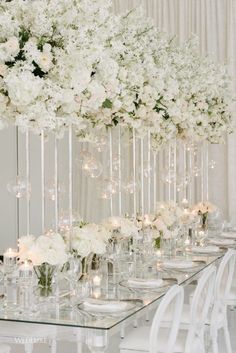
[118,126,122,216]
[41,130,45,234]
[132,129,137,217]
[109,128,113,217]
[54,134,58,232]
[68,125,73,250]
[25,129,30,236]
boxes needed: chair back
[215,250,236,302]
[149,285,184,353]
[185,265,216,353]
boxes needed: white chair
[120,284,184,353]
[162,264,216,353]
[0,344,10,353]
[210,250,236,353]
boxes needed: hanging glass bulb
[209,159,216,169]
[75,150,92,167]
[82,158,103,178]
[45,180,65,201]
[7,176,31,199]
[98,178,118,199]
[95,135,108,152]
[192,166,201,177]
[58,210,82,232]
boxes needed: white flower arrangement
[101,216,139,238]
[18,233,68,266]
[155,201,183,228]
[0,0,232,148]
[69,222,111,258]
[192,201,217,216]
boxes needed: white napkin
[162,260,194,269]
[191,246,219,253]
[82,299,128,312]
[221,232,236,239]
[209,238,235,246]
[127,278,164,288]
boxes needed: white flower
[4,37,19,56]
[193,201,217,215]
[18,233,68,266]
[36,52,53,72]
[5,71,43,107]
[0,64,7,77]
[102,217,138,237]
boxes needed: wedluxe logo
[14,337,48,344]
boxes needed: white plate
[161,259,205,271]
[220,232,236,240]
[209,238,235,246]
[191,245,220,254]
[120,277,177,291]
[78,299,136,315]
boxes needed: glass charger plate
[77,299,137,316]
[208,238,236,247]
[187,246,223,255]
[161,260,206,272]
[119,277,177,291]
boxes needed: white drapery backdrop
[112,0,236,222]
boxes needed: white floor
[4,308,236,353]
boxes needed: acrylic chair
[210,249,236,353]
[120,285,184,353]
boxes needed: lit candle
[93,288,102,299]
[93,275,102,287]
[184,238,191,246]
[3,248,18,272]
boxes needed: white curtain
[110,0,236,223]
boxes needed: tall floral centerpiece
[18,233,68,296]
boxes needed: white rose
[0,64,7,77]
[36,52,53,72]
[4,37,19,56]
[91,239,106,255]
[76,239,92,258]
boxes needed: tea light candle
[184,237,191,246]
[3,248,18,270]
[93,288,102,299]
[93,275,102,287]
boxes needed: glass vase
[34,263,56,297]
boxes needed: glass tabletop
[0,252,222,331]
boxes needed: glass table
[0,252,223,352]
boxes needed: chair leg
[120,322,125,339]
[223,324,232,353]
[211,331,218,353]
[77,341,82,353]
[24,342,33,353]
[51,339,57,353]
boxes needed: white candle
[93,288,102,299]
[93,275,102,287]
[4,248,18,267]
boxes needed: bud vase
[34,263,56,297]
